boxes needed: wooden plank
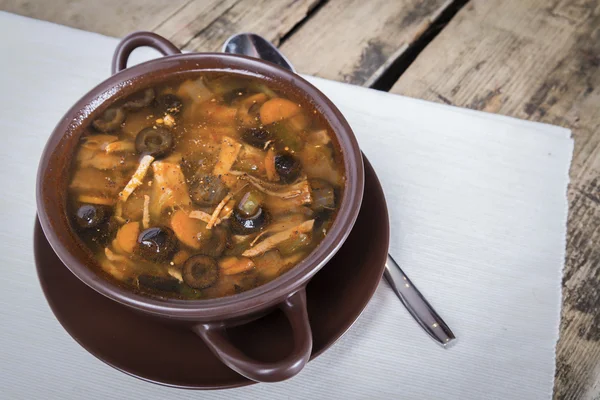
[1,0,456,87]
[153,0,238,47]
[167,0,322,52]
[0,0,321,49]
[0,0,190,37]
[390,1,600,399]
[280,0,454,86]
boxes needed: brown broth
[68,72,345,299]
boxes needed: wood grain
[0,0,458,87]
[280,0,453,86]
[0,0,322,47]
[0,0,189,37]
[171,0,322,52]
[390,1,600,398]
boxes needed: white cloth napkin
[0,12,573,399]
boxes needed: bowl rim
[36,52,364,321]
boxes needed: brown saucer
[34,157,388,389]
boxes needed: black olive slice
[241,128,273,148]
[74,204,107,229]
[274,153,302,183]
[231,207,269,235]
[123,88,155,111]
[182,255,219,289]
[135,126,173,158]
[137,226,177,262]
[92,107,126,132]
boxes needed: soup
[67,73,344,299]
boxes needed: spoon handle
[222,32,456,347]
[384,254,456,346]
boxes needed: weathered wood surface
[0,0,320,45]
[155,0,321,51]
[391,1,600,399]
[0,0,456,87]
[280,0,453,86]
[0,0,191,37]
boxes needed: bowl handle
[111,31,181,75]
[193,288,313,383]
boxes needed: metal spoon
[222,33,296,73]
[222,33,456,347]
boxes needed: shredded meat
[264,147,278,181]
[105,247,132,264]
[242,219,315,257]
[70,168,122,195]
[119,155,155,202]
[213,136,242,176]
[206,193,233,229]
[167,266,183,282]
[228,171,311,202]
[219,257,255,275]
[142,195,150,229]
[150,156,191,219]
[76,194,116,206]
[189,210,213,224]
[105,140,136,153]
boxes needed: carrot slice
[260,98,302,125]
[264,147,279,181]
[115,221,140,254]
[170,210,205,249]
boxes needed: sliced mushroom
[123,88,155,111]
[93,107,126,132]
[190,175,228,206]
[201,226,228,257]
[136,226,178,262]
[135,127,173,158]
[182,255,219,289]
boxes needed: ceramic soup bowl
[36,32,364,383]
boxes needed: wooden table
[2,0,598,398]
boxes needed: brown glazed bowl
[36,32,364,384]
